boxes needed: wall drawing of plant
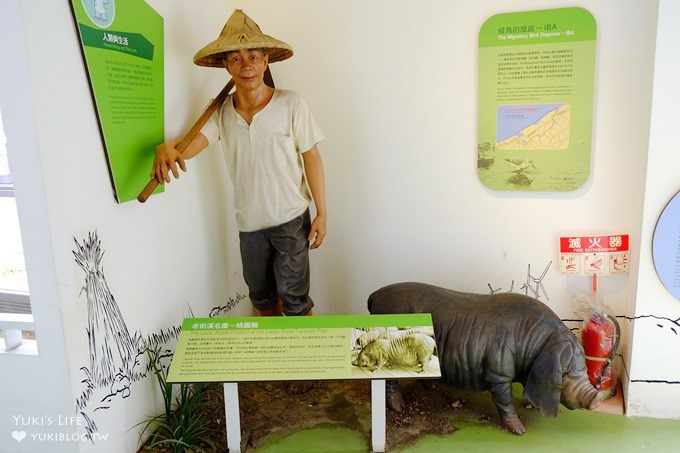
[73,231,141,389]
[73,231,182,440]
[71,230,242,441]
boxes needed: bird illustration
[504,158,536,174]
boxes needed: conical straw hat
[194,9,293,67]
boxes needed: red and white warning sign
[559,234,629,276]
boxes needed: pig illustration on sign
[367,282,601,435]
[352,333,436,373]
[354,327,434,350]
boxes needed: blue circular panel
[652,191,680,301]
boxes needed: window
[0,109,34,353]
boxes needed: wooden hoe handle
[137,79,235,203]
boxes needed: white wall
[0,1,77,452]
[244,0,657,317]
[627,0,680,418]
[0,1,243,452]
[242,0,659,407]
[0,0,674,451]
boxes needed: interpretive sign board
[70,0,164,202]
[167,314,441,383]
[477,7,597,191]
[559,234,629,276]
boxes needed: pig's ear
[524,332,570,417]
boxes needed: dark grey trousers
[239,210,314,316]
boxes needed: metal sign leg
[371,379,386,452]
[223,382,241,453]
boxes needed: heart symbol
[12,430,26,442]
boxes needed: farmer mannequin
[152,10,326,317]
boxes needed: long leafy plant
[135,343,216,452]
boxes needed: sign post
[559,234,629,278]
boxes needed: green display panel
[70,0,164,202]
[167,314,441,383]
[477,7,596,191]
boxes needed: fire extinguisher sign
[559,234,629,276]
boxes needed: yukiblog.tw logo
[11,414,109,443]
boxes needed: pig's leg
[372,356,388,372]
[489,382,526,435]
[386,379,405,413]
[415,350,432,373]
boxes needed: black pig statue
[367,282,601,435]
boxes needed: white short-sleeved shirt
[201,89,324,232]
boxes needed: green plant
[135,343,216,452]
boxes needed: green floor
[254,389,680,453]
[260,412,680,452]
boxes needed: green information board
[477,7,597,191]
[70,0,164,202]
[167,314,441,383]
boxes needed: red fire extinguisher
[581,310,620,398]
